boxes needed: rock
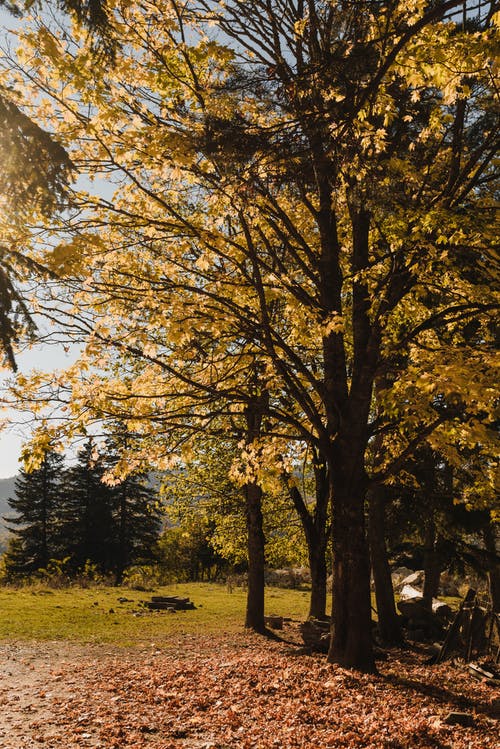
[432,600,452,620]
[398,588,450,621]
[391,566,414,583]
[401,570,424,589]
[398,593,446,640]
[443,712,475,727]
[265,567,311,588]
[400,584,424,600]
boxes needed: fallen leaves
[29,628,496,749]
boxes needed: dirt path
[0,642,108,748]
[0,640,215,749]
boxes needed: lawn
[0,582,314,643]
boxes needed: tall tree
[7,0,499,671]
[60,438,115,573]
[0,0,116,370]
[4,448,65,573]
[103,425,162,584]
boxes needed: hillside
[0,476,17,549]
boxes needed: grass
[0,582,314,645]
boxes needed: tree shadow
[381,669,499,719]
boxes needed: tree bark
[422,518,441,610]
[368,483,403,645]
[308,540,328,619]
[243,390,268,633]
[244,479,266,632]
[328,449,376,673]
[286,456,329,619]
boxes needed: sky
[0,342,79,478]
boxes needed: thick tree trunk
[368,484,403,645]
[483,520,500,612]
[328,465,376,673]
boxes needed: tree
[7,1,499,670]
[60,438,115,573]
[103,425,163,584]
[3,447,65,574]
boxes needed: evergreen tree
[104,427,162,584]
[4,449,65,574]
[60,438,115,573]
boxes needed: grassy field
[0,582,314,644]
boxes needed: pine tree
[4,450,65,574]
[60,439,115,574]
[103,427,162,584]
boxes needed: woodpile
[436,588,500,665]
[142,595,196,612]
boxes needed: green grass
[0,583,313,645]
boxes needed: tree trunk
[286,458,329,620]
[308,540,328,619]
[244,480,266,632]
[483,520,500,612]
[243,390,268,633]
[114,483,128,586]
[328,464,376,673]
[368,483,403,645]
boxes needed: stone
[391,566,414,582]
[432,600,452,620]
[400,570,424,589]
[300,618,330,652]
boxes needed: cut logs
[436,589,500,664]
[143,595,196,611]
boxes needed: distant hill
[0,476,16,516]
[0,476,18,549]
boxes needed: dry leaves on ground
[31,625,499,749]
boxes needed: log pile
[397,586,451,641]
[143,595,197,611]
[436,588,500,664]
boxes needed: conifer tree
[103,426,162,584]
[4,449,65,574]
[60,438,115,573]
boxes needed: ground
[0,625,498,749]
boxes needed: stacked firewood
[142,595,196,611]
